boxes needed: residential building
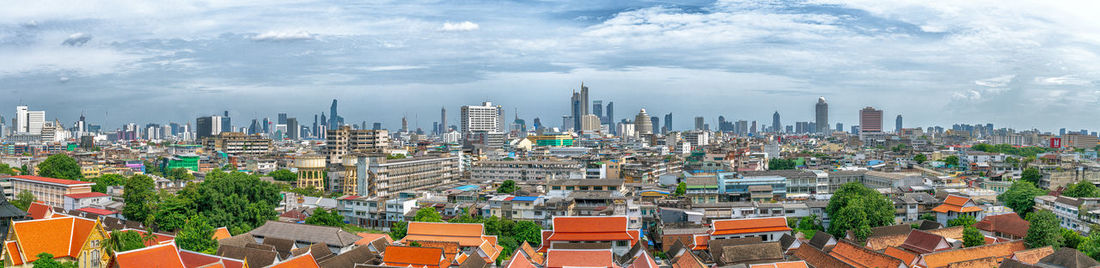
[201,132,273,156]
[355,155,461,197]
[4,216,110,267]
[471,160,583,182]
[931,195,984,226]
[815,97,828,133]
[325,125,389,164]
[9,175,94,208]
[859,106,883,140]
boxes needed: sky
[1,0,1099,132]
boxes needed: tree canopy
[414,207,443,222]
[948,215,976,227]
[0,163,18,175]
[768,158,797,170]
[13,190,34,211]
[1025,210,1064,249]
[306,208,346,227]
[175,171,281,234]
[107,230,153,253]
[89,174,127,193]
[913,154,927,164]
[389,221,408,240]
[944,155,960,167]
[963,227,984,247]
[176,215,218,254]
[998,180,1047,218]
[1021,168,1043,186]
[37,154,84,180]
[497,180,517,194]
[32,253,78,268]
[674,182,687,196]
[1063,181,1100,198]
[270,169,297,182]
[970,144,1050,157]
[826,182,894,241]
[167,168,195,181]
[122,175,157,224]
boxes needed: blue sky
[1,0,1099,131]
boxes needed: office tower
[373,122,382,130]
[221,111,231,133]
[15,106,45,134]
[1060,128,1066,136]
[650,116,659,133]
[313,114,319,137]
[562,115,574,131]
[634,109,652,136]
[750,121,757,135]
[401,116,408,132]
[859,107,883,139]
[461,101,504,133]
[580,83,589,115]
[15,106,26,133]
[262,117,270,134]
[287,117,299,139]
[0,114,4,138]
[440,107,447,134]
[815,97,828,133]
[895,115,903,133]
[851,125,860,135]
[580,114,601,133]
[593,100,603,119]
[772,111,781,133]
[605,102,614,133]
[836,123,843,132]
[532,117,542,131]
[249,119,260,134]
[694,116,704,130]
[664,113,673,134]
[196,116,213,140]
[278,113,287,124]
[328,99,343,129]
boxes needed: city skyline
[2,1,1100,131]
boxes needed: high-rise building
[694,116,705,130]
[286,117,300,139]
[663,113,673,134]
[593,100,603,120]
[634,109,652,136]
[262,117,270,134]
[440,107,447,134]
[461,101,504,133]
[401,116,408,133]
[313,114,319,137]
[221,111,232,133]
[750,121,757,135]
[196,116,214,140]
[325,125,390,163]
[15,106,45,134]
[895,115,903,133]
[859,107,883,140]
[249,119,261,135]
[278,113,287,125]
[580,114,601,133]
[836,122,843,132]
[580,83,589,116]
[328,99,343,129]
[651,116,660,134]
[815,97,828,133]
[772,111,781,133]
[605,102,614,133]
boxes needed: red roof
[269,252,320,268]
[973,213,1029,238]
[64,192,109,199]
[546,249,619,268]
[932,195,982,213]
[383,246,447,268]
[75,207,118,215]
[11,175,94,186]
[114,242,186,268]
[27,201,52,220]
[711,217,791,236]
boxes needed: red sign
[1050,138,1062,148]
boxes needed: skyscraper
[896,115,903,133]
[651,116,659,133]
[815,97,828,133]
[694,116,704,130]
[440,107,447,134]
[221,110,231,133]
[196,116,214,140]
[580,83,589,116]
[401,116,408,132]
[859,106,883,140]
[328,99,343,129]
[278,113,288,125]
[605,102,614,133]
[287,117,299,139]
[593,100,603,120]
[663,113,672,134]
[772,111,781,133]
[263,117,270,133]
[461,101,504,133]
[570,91,582,131]
[634,109,652,136]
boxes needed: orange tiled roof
[212,227,232,240]
[179,249,247,268]
[10,216,98,263]
[828,240,904,268]
[1010,246,1053,265]
[546,216,636,245]
[932,195,982,213]
[711,217,791,236]
[11,175,95,186]
[920,241,1025,268]
[5,241,23,266]
[748,261,809,268]
[268,252,320,268]
[691,235,709,251]
[505,248,538,268]
[383,246,446,268]
[973,213,1028,238]
[671,251,707,268]
[478,239,504,262]
[405,222,486,247]
[628,251,658,268]
[518,241,544,265]
[114,242,186,268]
[545,249,618,268]
[883,246,917,267]
[356,232,393,245]
[27,201,52,220]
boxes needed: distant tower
[401,115,408,132]
[593,100,603,120]
[634,109,652,136]
[772,111,781,133]
[663,113,673,134]
[328,99,342,129]
[859,106,883,140]
[815,97,828,133]
[896,115,903,133]
[605,102,614,133]
[694,116,704,130]
[440,107,447,134]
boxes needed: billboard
[1050,137,1062,148]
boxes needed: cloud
[974,75,1014,88]
[364,65,427,71]
[61,33,92,46]
[1035,75,1091,86]
[250,30,315,41]
[441,21,479,31]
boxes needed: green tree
[826,182,894,241]
[177,215,218,254]
[414,207,443,222]
[919,213,936,222]
[1025,210,1064,249]
[36,154,84,180]
[674,182,687,196]
[269,169,297,182]
[997,180,1047,218]
[167,168,195,181]
[0,163,17,175]
[1063,181,1100,198]
[19,164,29,175]
[152,196,193,231]
[306,208,346,227]
[1021,167,1042,186]
[944,155,960,167]
[1062,228,1084,249]
[179,171,280,234]
[90,174,127,193]
[122,175,157,223]
[913,154,927,164]
[513,221,542,246]
[948,215,976,227]
[389,221,408,240]
[1079,231,1100,260]
[13,190,34,211]
[498,180,517,194]
[768,158,796,170]
[107,230,153,253]
[963,226,984,247]
[31,253,78,268]
[1005,157,1019,168]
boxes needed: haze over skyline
[2,0,1099,131]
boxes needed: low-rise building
[9,175,95,208]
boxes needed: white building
[460,101,504,133]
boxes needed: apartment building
[356,155,461,197]
[9,175,95,208]
[470,160,583,182]
[324,125,389,163]
[201,132,273,156]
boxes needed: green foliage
[675,182,686,196]
[1025,210,1064,249]
[919,213,936,222]
[0,163,18,175]
[1005,157,1019,168]
[177,171,280,234]
[971,144,1050,157]
[13,190,34,211]
[963,226,984,247]
[287,186,324,197]
[168,168,195,181]
[513,221,542,245]
[19,164,29,175]
[1062,228,1084,249]
[122,175,157,223]
[498,180,517,194]
[414,207,443,222]
[177,215,218,254]
[270,169,297,182]
[826,182,894,241]
[408,241,422,247]
[90,174,126,193]
[1063,181,1100,198]
[31,253,78,268]
[913,154,927,164]
[36,154,84,180]
[998,180,1047,218]
[768,158,797,170]
[948,215,976,227]
[793,215,823,239]
[152,196,192,231]
[306,208,346,227]
[108,230,152,253]
[389,221,408,240]
[1021,168,1043,186]
[1080,231,1100,260]
[891,144,910,153]
[944,155,960,167]
[387,154,406,160]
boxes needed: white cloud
[61,33,93,46]
[441,21,479,31]
[251,30,315,41]
[974,75,1014,87]
[1034,75,1091,86]
[364,65,426,71]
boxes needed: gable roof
[27,201,52,219]
[114,242,187,268]
[973,212,1028,238]
[547,216,634,242]
[267,252,320,268]
[517,241,544,265]
[791,244,853,268]
[899,230,949,254]
[711,217,791,236]
[1037,247,1100,268]
[828,240,904,268]
[10,216,99,263]
[870,224,912,238]
[505,248,538,268]
[749,261,809,268]
[405,222,487,247]
[920,240,1025,268]
[707,236,763,262]
[808,232,836,250]
[317,245,377,268]
[458,251,489,268]
[1010,246,1053,265]
[627,251,658,268]
[179,249,247,268]
[216,244,280,268]
[382,246,446,268]
[883,247,916,267]
[671,250,707,268]
[932,195,981,213]
[11,175,95,186]
[716,242,784,266]
[250,221,361,248]
[291,243,334,261]
[212,227,232,240]
[545,249,618,268]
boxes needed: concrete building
[634,109,652,136]
[461,102,504,133]
[470,160,583,182]
[324,125,389,164]
[295,155,326,189]
[355,155,461,197]
[10,175,94,208]
[815,97,828,133]
[859,106,883,140]
[201,132,273,156]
